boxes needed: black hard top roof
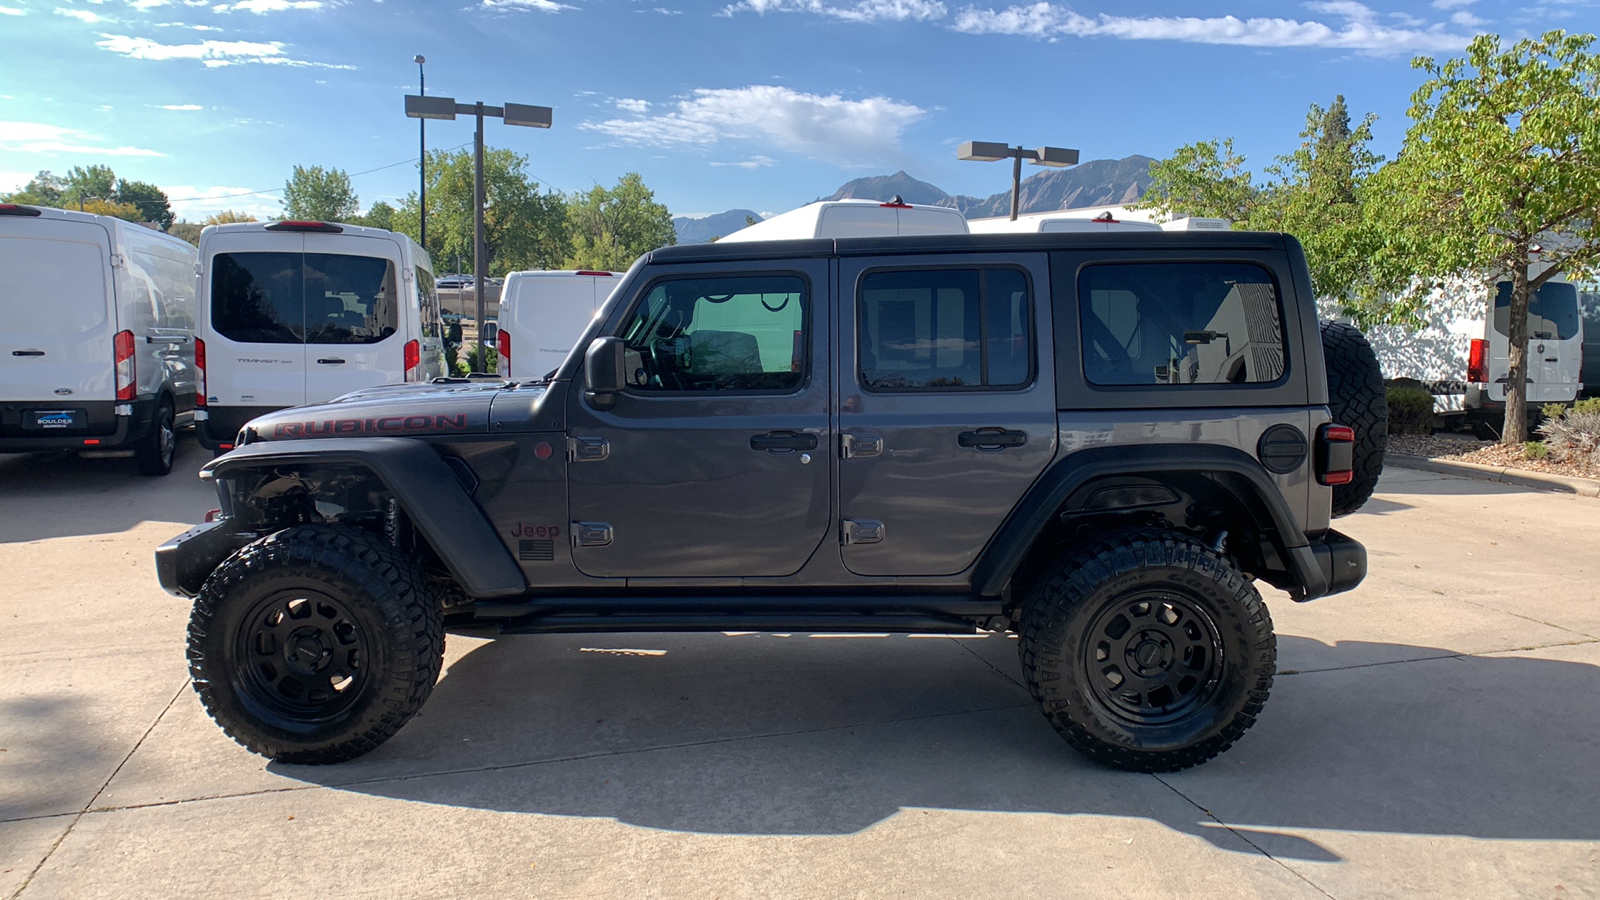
[647,230,1286,264]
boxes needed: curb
[1387,454,1600,497]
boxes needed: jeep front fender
[203,437,527,598]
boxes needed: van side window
[619,274,807,393]
[211,252,303,344]
[416,267,440,338]
[858,267,1032,391]
[1079,263,1286,386]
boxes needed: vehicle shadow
[280,631,1600,854]
[0,435,212,543]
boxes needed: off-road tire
[1321,321,1387,517]
[134,399,177,476]
[187,524,444,764]
[1018,529,1275,773]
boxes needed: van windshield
[1,235,108,335]
[212,251,398,345]
[1494,281,1580,341]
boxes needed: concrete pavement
[1,447,1596,899]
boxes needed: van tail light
[195,337,207,407]
[114,330,136,401]
[1316,424,1355,486]
[497,328,510,366]
[1468,338,1488,384]
[403,339,420,381]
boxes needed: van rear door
[301,232,407,403]
[206,230,309,408]
[0,216,115,404]
[1490,280,1582,403]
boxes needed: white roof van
[0,203,198,475]
[195,220,448,451]
[716,199,968,243]
[496,270,621,381]
[968,209,1231,234]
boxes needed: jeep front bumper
[155,519,250,598]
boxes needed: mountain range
[671,154,1155,243]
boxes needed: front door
[836,254,1058,577]
[565,261,832,579]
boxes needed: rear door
[205,231,309,408]
[302,233,407,402]
[836,253,1058,576]
[1489,280,1583,403]
[0,216,115,404]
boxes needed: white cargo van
[968,208,1230,234]
[0,203,198,475]
[716,198,968,242]
[495,270,620,381]
[1363,266,1583,435]
[195,220,447,451]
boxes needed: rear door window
[858,267,1032,391]
[1079,262,1286,386]
[1494,281,1580,341]
[211,251,398,345]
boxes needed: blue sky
[1,0,1595,223]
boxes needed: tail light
[114,330,136,401]
[403,339,420,381]
[195,337,207,407]
[1468,338,1487,384]
[1316,423,1355,486]
[497,328,510,367]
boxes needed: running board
[494,612,987,636]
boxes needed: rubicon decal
[273,414,470,438]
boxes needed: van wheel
[135,400,177,476]
[1018,529,1275,773]
[187,524,445,764]
[1321,322,1387,516]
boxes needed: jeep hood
[240,382,546,442]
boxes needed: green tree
[167,220,203,245]
[2,170,65,206]
[358,200,397,232]
[1379,30,1600,443]
[282,165,359,222]
[62,164,119,206]
[3,167,172,227]
[203,209,258,225]
[564,172,677,271]
[393,147,569,275]
[1131,137,1258,225]
[114,179,174,230]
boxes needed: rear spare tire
[1320,321,1387,517]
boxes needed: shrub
[1524,441,1550,460]
[1538,409,1600,464]
[1541,403,1569,421]
[463,344,498,375]
[1386,386,1435,436]
[1569,397,1600,417]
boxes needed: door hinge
[841,519,886,545]
[841,432,883,459]
[568,436,610,462]
[571,521,613,548]
[108,253,125,269]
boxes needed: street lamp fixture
[404,92,553,365]
[958,141,1079,221]
[414,55,427,251]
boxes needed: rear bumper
[0,397,153,452]
[1308,529,1367,598]
[155,519,250,598]
[197,405,286,451]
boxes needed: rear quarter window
[1079,262,1286,386]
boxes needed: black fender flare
[203,437,527,598]
[973,443,1328,601]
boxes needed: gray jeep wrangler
[157,230,1382,773]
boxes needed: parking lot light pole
[404,93,552,365]
[958,141,1079,220]
[414,55,426,251]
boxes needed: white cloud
[722,0,946,21]
[158,103,203,109]
[55,7,107,21]
[127,0,172,8]
[0,5,26,13]
[613,97,650,113]
[710,155,777,168]
[950,2,1473,54]
[213,0,322,10]
[95,33,354,67]
[582,85,926,161]
[0,120,166,156]
[481,0,574,11]
[161,184,281,221]
[1450,9,1486,25]
[1430,0,1476,8]
[646,6,680,12]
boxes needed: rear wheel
[1018,529,1275,773]
[134,400,177,476]
[187,524,444,764]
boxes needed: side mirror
[584,336,626,409]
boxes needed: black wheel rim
[1081,591,1223,726]
[232,589,371,723]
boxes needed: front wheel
[1018,530,1275,773]
[187,524,444,764]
